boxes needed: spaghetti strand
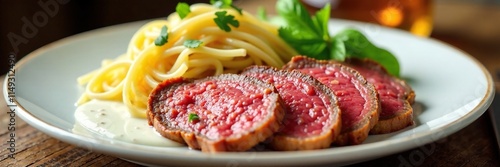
[76,3,298,118]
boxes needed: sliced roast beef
[343,58,415,134]
[242,66,341,150]
[283,56,380,145]
[147,74,285,152]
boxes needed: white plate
[4,19,495,167]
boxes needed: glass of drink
[301,0,433,37]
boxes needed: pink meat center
[300,67,371,129]
[248,73,332,138]
[350,66,406,118]
[163,80,272,140]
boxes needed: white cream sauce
[72,100,183,147]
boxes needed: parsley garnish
[214,11,239,32]
[176,2,191,19]
[183,39,203,48]
[210,0,243,15]
[188,113,199,122]
[154,25,169,46]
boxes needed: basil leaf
[183,39,203,48]
[214,11,239,32]
[176,2,191,19]
[276,0,319,37]
[278,27,327,57]
[312,3,330,39]
[275,0,401,77]
[154,25,168,46]
[335,29,400,76]
[330,37,346,61]
[276,0,336,60]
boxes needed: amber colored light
[378,6,403,27]
[410,16,432,37]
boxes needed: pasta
[76,4,298,118]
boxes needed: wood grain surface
[1,85,498,166]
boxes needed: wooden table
[2,1,500,167]
[1,81,499,167]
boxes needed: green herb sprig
[214,11,240,32]
[154,25,169,46]
[276,0,400,76]
[188,113,200,122]
[335,29,400,76]
[176,2,191,19]
[184,39,203,48]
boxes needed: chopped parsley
[210,0,243,15]
[188,113,200,122]
[176,2,191,19]
[154,25,169,46]
[214,11,239,32]
[183,39,203,48]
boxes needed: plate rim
[4,18,496,166]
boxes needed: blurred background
[0,0,499,166]
[0,0,206,75]
[1,0,499,85]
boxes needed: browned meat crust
[147,74,285,152]
[368,101,413,134]
[242,66,342,150]
[343,58,415,134]
[284,56,380,146]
